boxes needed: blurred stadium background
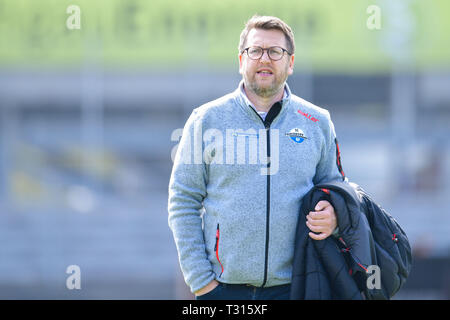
[0,0,449,299]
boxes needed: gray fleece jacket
[168,80,344,293]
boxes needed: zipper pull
[392,233,399,243]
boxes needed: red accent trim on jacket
[335,139,345,178]
[215,224,224,277]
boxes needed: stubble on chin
[245,67,289,99]
[246,75,283,99]
[249,82,279,98]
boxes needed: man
[168,15,345,300]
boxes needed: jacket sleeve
[168,110,216,293]
[313,111,345,185]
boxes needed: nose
[260,49,271,63]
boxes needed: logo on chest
[285,128,308,143]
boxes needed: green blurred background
[1,0,449,70]
[0,0,449,299]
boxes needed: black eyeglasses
[242,46,292,61]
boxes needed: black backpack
[291,180,412,299]
[351,183,412,299]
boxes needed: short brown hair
[238,15,295,55]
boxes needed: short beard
[245,70,288,99]
[248,80,282,98]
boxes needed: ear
[287,54,295,75]
[239,54,244,75]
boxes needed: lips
[257,68,273,75]
[256,69,273,77]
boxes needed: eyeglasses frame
[241,46,292,61]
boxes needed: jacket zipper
[248,102,282,287]
[214,223,224,277]
[262,121,271,287]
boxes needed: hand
[306,200,337,240]
[194,279,219,296]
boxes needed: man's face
[239,28,295,98]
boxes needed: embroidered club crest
[285,128,308,143]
